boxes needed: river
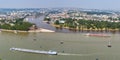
[27,15,72,33]
[0,16,120,60]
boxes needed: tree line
[54,18,120,31]
[0,18,33,31]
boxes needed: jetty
[10,47,57,55]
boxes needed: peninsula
[44,8,120,32]
[0,9,55,33]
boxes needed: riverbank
[0,28,55,33]
[28,28,55,33]
[52,24,120,32]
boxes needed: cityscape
[1,8,120,32]
[0,0,120,60]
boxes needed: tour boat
[10,47,57,55]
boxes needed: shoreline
[0,28,55,33]
[52,24,120,32]
[28,28,55,33]
[1,24,120,33]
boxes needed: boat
[107,41,112,47]
[108,44,112,47]
[10,47,57,55]
[85,33,111,37]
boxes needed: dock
[10,47,57,55]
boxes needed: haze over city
[0,0,120,10]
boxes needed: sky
[0,0,120,10]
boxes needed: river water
[27,15,72,33]
[0,16,120,60]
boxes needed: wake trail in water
[57,53,92,56]
[57,52,104,56]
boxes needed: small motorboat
[107,41,112,47]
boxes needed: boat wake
[57,53,91,56]
[57,52,103,56]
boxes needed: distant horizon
[0,0,120,10]
[0,7,119,11]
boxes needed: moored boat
[85,33,111,37]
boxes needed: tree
[0,18,33,31]
[44,17,51,21]
[1,24,11,29]
[54,20,60,25]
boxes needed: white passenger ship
[10,47,57,55]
